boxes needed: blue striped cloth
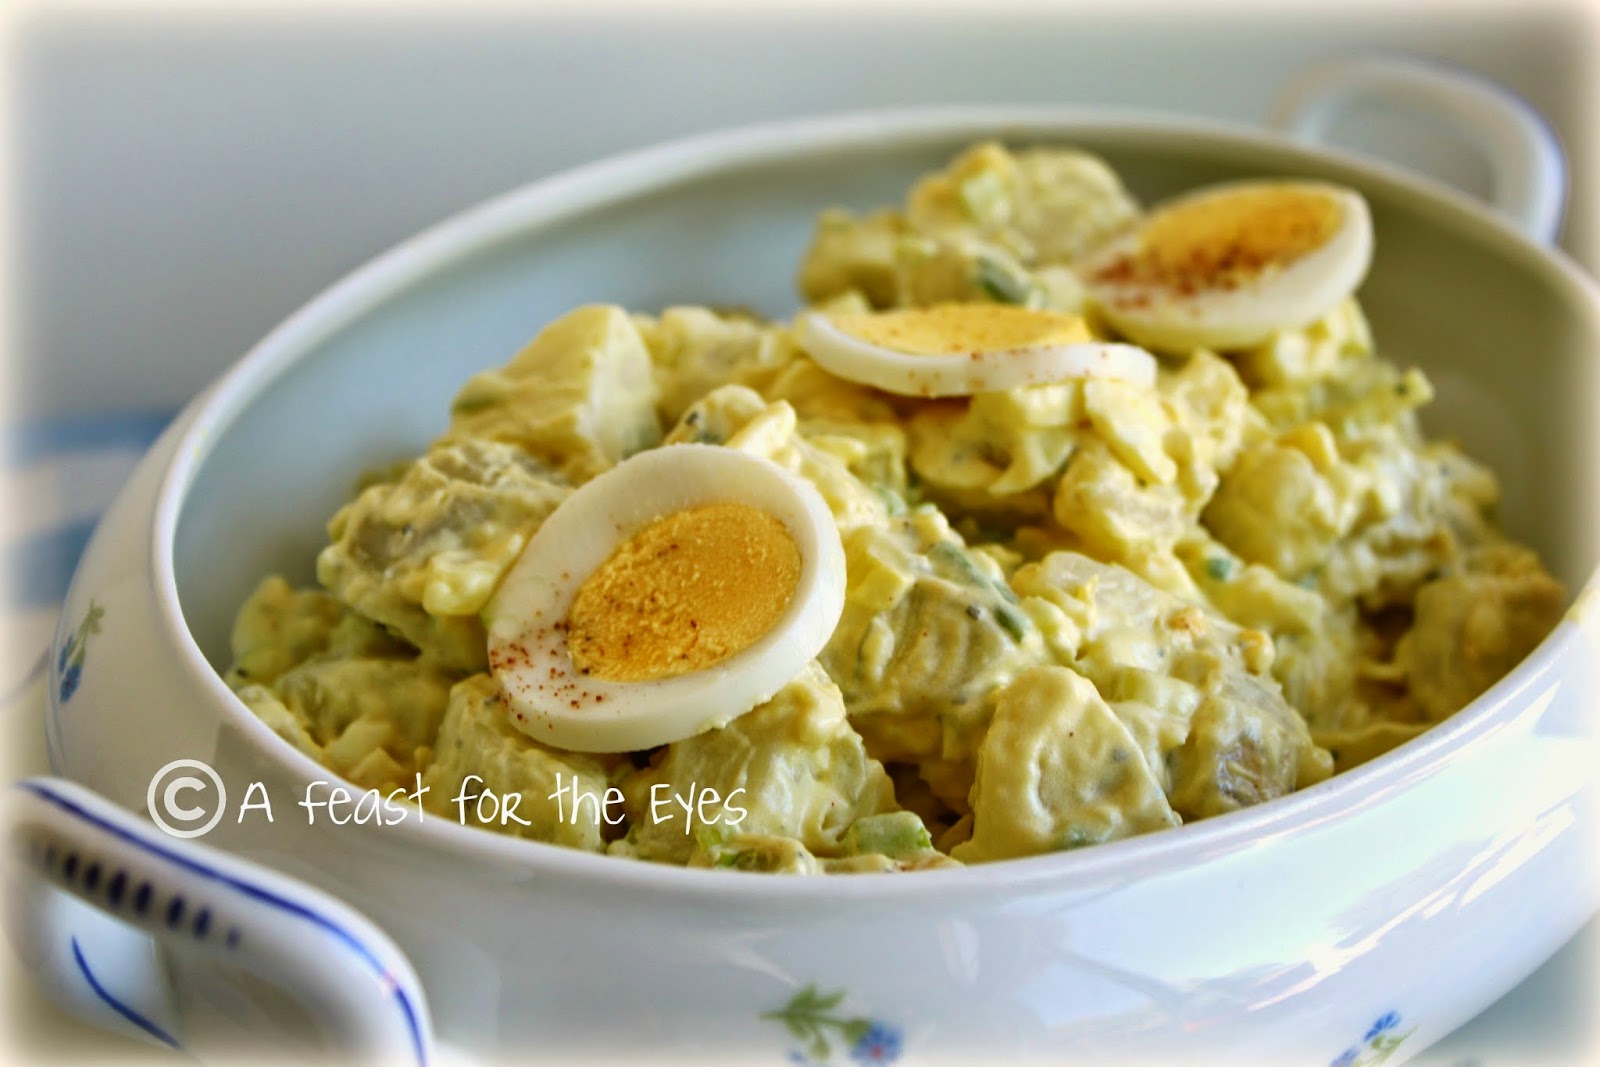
[2,410,173,703]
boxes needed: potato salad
[226,143,1566,874]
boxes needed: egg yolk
[828,302,1091,355]
[1095,186,1343,295]
[565,502,801,682]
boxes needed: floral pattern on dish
[1331,1010,1415,1067]
[765,984,903,1063]
[55,601,103,704]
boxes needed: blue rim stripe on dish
[27,781,428,1067]
[70,935,182,1050]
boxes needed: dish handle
[1270,53,1566,246]
[4,776,434,1064]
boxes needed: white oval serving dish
[12,55,1600,1066]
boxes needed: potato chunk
[1397,544,1566,720]
[443,304,661,483]
[317,439,569,671]
[238,658,454,794]
[422,675,617,851]
[612,663,894,866]
[954,666,1178,862]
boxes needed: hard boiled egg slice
[796,302,1157,397]
[485,444,846,753]
[1079,179,1373,353]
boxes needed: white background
[3,1,1597,1063]
[6,0,1598,422]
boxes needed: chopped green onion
[450,393,498,415]
[873,484,908,516]
[975,257,1032,306]
[994,603,1031,643]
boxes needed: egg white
[1079,180,1373,353]
[797,309,1157,397]
[485,444,846,753]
